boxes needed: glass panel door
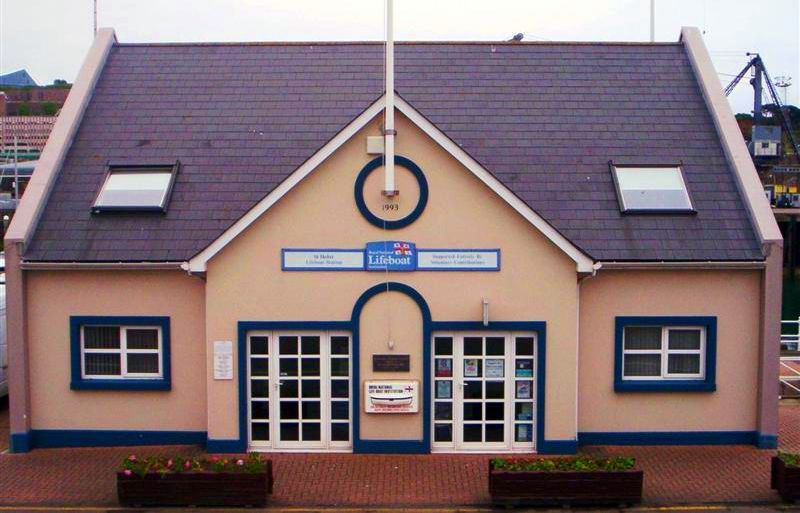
[459,335,509,448]
[247,331,351,451]
[277,334,323,447]
[248,335,271,446]
[329,335,352,447]
[431,332,536,453]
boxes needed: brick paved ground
[1,404,800,507]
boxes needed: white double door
[247,331,352,451]
[432,332,536,452]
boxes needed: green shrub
[491,456,635,472]
[779,451,800,467]
[120,452,268,478]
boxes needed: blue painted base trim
[206,439,246,453]
[537,440,578,454]
[10,432,32,453]
[355,440,428,454]
[578,431,758,446]
[757,434,778,449]
[29,429,206,449]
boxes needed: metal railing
[781,318,800,397]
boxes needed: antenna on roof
[93,0,98,36]
[509,33,524,42]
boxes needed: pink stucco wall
[25,270,207,431]
[578,269,762,433]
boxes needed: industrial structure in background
[725,54,800,272]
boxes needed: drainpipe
[574,262,601,447]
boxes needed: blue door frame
[233,282,554,454]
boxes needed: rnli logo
[365,241,416,272]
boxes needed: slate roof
[25,41,764,262]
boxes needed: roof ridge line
[115,40,682,48]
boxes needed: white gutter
[20,261,184,271]
[383,0,397,196]
[680,26,782,249]
[5,28,117,249]
[599,260,765,270]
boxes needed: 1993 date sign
[117,462,272,507]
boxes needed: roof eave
[680,26,783,254]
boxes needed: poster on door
[485,359,504,378]
[364,381,419,413]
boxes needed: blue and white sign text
[282,242,500,272]
[365,241,416,272]
[281,249,364,271]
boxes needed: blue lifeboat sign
[365,241,416,272]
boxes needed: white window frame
[246,330,353,453]
[622,325,705,381]
[610,164,694,213]
[91,162,179,213]
[80,325,163,380]
[431,331,536,454]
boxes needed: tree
[17,103,30,116]
[41,102,58,116]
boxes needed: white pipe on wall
[383,0,397,196]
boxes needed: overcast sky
[1,0,798,114]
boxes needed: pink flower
[236,459,244,466]
[128,455,137,462]
[123,469,132,476]
[167,459,173,468]
[184,461,191,469]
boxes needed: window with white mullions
[81,325,162,379]
[622,326,704,380]
[246,331,351,451]
[432,332,536,453]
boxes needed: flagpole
[383,0,397,196]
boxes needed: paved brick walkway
[1,404,799,507]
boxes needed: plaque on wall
[372,354,411,372]
[364,381,419,413]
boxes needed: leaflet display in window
[515,359,533,377]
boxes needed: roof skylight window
[611,164,694,214]
[92,163,178,214]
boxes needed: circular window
[354,155,428,229]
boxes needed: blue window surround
[614,316,717,393]
[354,155,429,229]
[69,316,171,391]
[220,282,567,454]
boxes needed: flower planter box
[117,460,272,507]
[772,456,800,502]
[488,459,643,507]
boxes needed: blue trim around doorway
[232,282,561,454]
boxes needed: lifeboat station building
[5,27,783,454]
